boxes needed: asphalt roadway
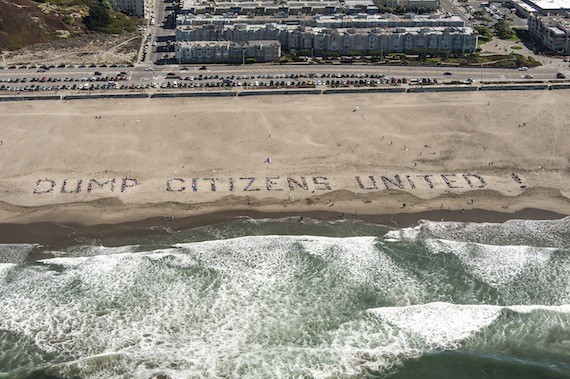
[0,64,566,84]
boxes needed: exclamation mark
[511,173,526,188]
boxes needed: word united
[32,173,505,195]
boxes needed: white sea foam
[173,235,426,303]
[507,304,570,314]
[367,302,570,350]
[368,302,503,349]
[384,217,570,248]
[424,239,555,287]
[384,225,421,242]
[0,243,38,264]
[39,256,91,266]
[0,263,16,280]
[63,244,139,257]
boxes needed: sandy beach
[0,90,568,230]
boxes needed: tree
[476,25,493,42]
[494,19,516,40]
[84,2,111,31]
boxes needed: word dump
[32,173,524,195]
[34,178,139,194]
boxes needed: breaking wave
[0,218,568,378]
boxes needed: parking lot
[1,62,568,94]
[0,71,402,92]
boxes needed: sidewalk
[480,40,569,72]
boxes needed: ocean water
[0,217,569,379]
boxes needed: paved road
[147,0,176,65]
[1,64,567,84]
[130,64,567,83]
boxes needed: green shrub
[62,14,75,25]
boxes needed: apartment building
[528,13,570,53]
[109,0,151,18]
[175,40,282,63]
[177,23,477,55]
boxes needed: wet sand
[0,208,566,246]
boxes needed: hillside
[0,0,77,50]
[0,0,139,52]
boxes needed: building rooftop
[177,40,281,47]
[179,22,474,34]
[181,0,343,10]
[177,12,465,24]
[548,25,567,33]
[524,0,570,10]
[343,0,376,6]
[512,0,538,12]
[534,14,570,26]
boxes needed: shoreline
[0,207,566,246]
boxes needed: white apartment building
[109,0,151,18]
[176,23,477,54]
[175,40,282,63]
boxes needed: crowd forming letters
[32,173,527,195]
